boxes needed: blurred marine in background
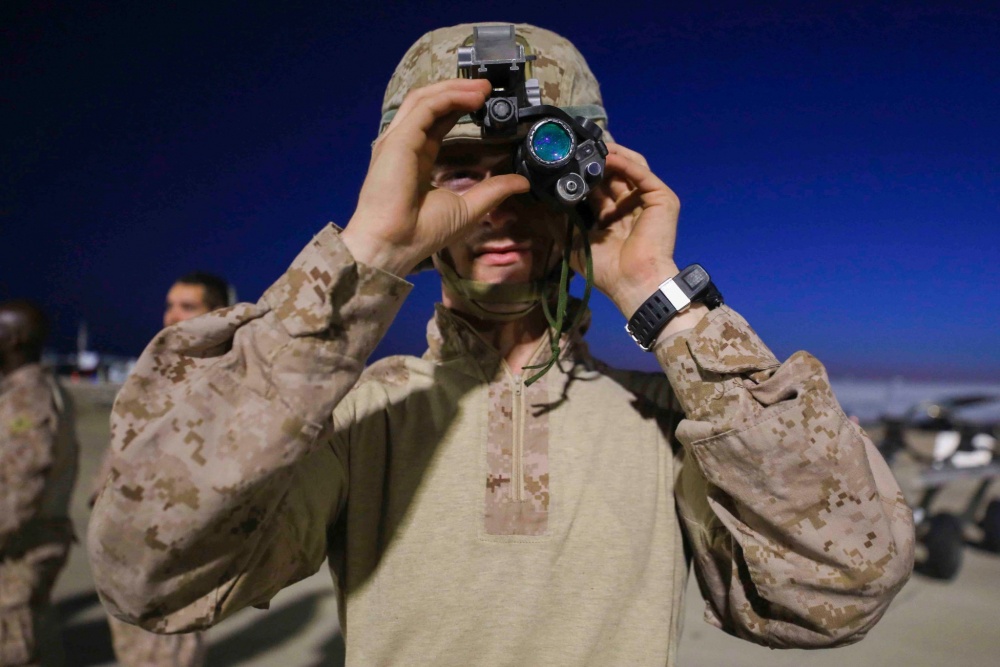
[162,272,234,328]
[0,301,78,667]
[89,24,914,666]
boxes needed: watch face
[682,265,709,292]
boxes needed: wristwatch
[625,264,724,351]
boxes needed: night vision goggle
[458,25,608,210]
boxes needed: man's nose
[480,181,521,230]
[481,202,519,230]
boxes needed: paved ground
[53,384,1000,666]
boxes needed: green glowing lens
[530,120,573,163]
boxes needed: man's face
[164,283,210,327]
[432,143,567,287]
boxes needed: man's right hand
[341,79,530,277]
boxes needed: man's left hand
[577,143,709,337]
[579,143,681,318]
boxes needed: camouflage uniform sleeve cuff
[263,223,413,340]
[654,306,781,420]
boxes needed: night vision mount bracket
[457,25,542,134]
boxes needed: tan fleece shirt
[88,224,913,666]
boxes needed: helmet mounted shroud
[456,24,603,384]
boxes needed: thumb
[461,174,531,223]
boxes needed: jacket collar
[423,299,592,382]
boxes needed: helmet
[379,23,605,358]
[380,23,611,142]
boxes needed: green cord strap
[524,204,595,385]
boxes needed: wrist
[657,302,709,339]
[341,226,413,277]
[612,262,680,318]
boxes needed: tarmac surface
[52,383,1000,666]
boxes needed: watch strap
[625,264,723,351]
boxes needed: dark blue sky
[3,1,998,380]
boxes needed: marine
[1,301,78,667]
[89,23,914,665]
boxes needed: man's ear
[4,326,27,350]
[0,318,13,348]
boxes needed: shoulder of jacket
[1,375,60,435]
[356,355,423,390]
[334,354,438,426]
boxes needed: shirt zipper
[512,373,524,502]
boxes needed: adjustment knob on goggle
[556,172,587,203]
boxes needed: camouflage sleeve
[660,306,914,648]
[0,383,58,551]
[87,224,411,633]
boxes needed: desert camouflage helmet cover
[380,23,611,142]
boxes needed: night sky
[4,2,998,380]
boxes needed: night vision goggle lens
[528,120,574,165]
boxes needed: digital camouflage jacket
[89,225,914,666]
[0,363,77,555]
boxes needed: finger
[604,152,676,205]
[588,181,624,225]
[374,87,491,176]
[458,174,531,232]
[606,141,650,168]
[426,110,467,145]
[396,94,489,165]
[598,146,643,199]
[591,176,613,203]
[385,79,491,142]
[604,171,637,204]
[604,187,644,224]
[600,143,652,205]
[589,171,637,223]
[387,78,487,130]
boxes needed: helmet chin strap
[433,252,552,322]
